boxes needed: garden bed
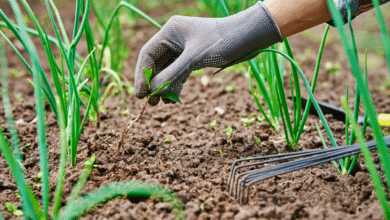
[1,0,390,219]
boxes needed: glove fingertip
[148,95,160,106]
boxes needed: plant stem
[115,99,149,153]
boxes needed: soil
[1,1,390,220]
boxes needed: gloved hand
[134,1,283,106]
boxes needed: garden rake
[229,98,390,204]
[228,135,390,204]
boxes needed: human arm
[134,0,389,106]
[264,0,332,38]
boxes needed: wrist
[264,0,332,37]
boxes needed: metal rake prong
[230,145,355,197]
[228,146,350,195]
[232,142,381,204]
[230,136,390,204]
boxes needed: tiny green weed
[14,94,24,102]
[210,120,217,131]
[225,85,236,92]
[10,69,25,77]
[6,202,23,217]
[215,149,223,155]
[226,125,233,136]
[253,135,261,147]
[241,117,255,127]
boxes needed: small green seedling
[10,69,25,77]
[247,156,253,159]
[324,61,340,76]
[215,149,222,155]
[121,109,130,116]
[225,85,236,92]
[14,94,24,102]
[84,154,98,168]
[200,203,204,212]
[15,192,21,198]
[254,135,261,147]
[226,125,233,136]
[165,137,171,143]
[256,116,265,122]
[24,143,31,147]
[33,171,43,179]
[241,117,255,127]
[322,82,329,88]
[210,120,217,131]
[6,202,24,217]
[212,77,223,83]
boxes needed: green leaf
[214,149,222,155]
[149,81,170,97]
[13,210,23,217]
[241,117,255,127]
[84,153,96,166]
[35,171,43,179]
[226,125,232,136]
[143,67,153,89]
[254,135,260,146]
[210,120,217,131]
[6,202,15,212]
[15,193,21,198]
[164,137,171,143]
[200,203,204,212]
[225,85,236,92]
[161,89,182,104]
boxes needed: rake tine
[241,147,365,203]
[231,135,390,204]
[228,146,354,194]
[230,150,331,197]
[234,148,348,200]
[230,144,359,197]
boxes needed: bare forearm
[264,0,332,38]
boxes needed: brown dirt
[1,1,390,220]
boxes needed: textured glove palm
[135,1,282,105]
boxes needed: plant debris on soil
[1,1,390,219]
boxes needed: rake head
[228,136,390,204]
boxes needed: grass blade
[0,40,22,162]
[68,154,96,204]
[58,180,185,220]
[296,25,330,143]
[8,0,50,217]
[52,107,68,218]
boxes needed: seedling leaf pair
[144,67,182,104]
[6,202,23,217]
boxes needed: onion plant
[0,0,161,165]
[325,0,390,218]
[0,39,185,220]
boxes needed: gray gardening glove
[135,1,282,106]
